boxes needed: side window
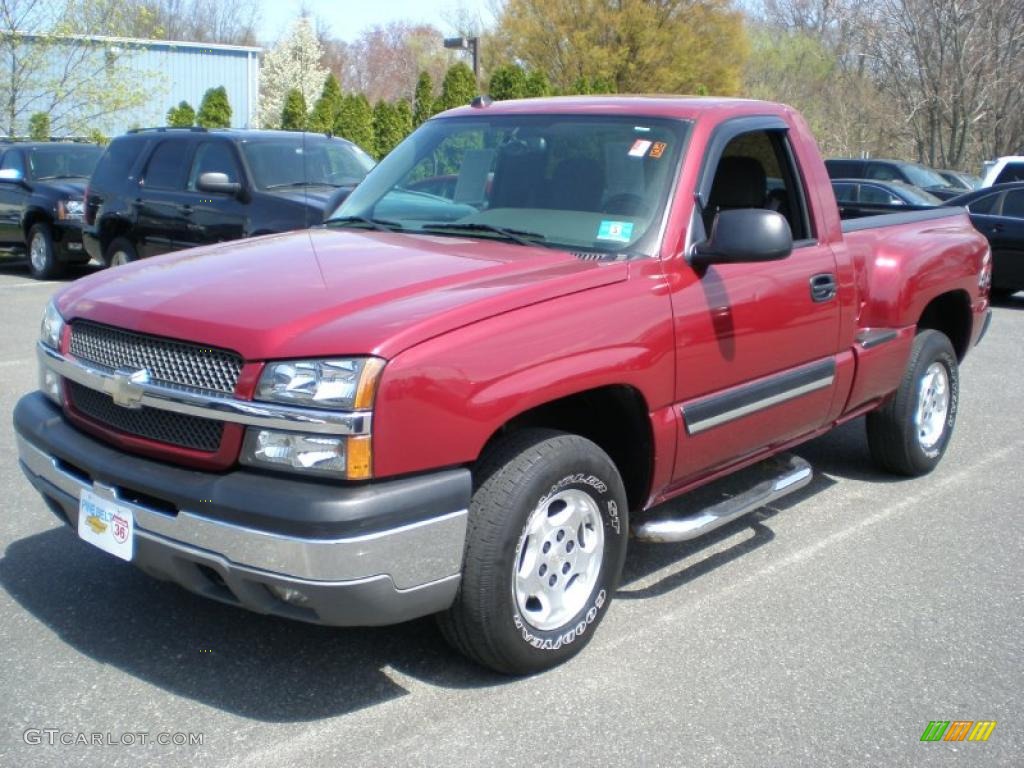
[967,193,999,215]
[705,129,811,241]
[865,163,898,181]
[832,183,856,202]
[188,142,242,190]
[859,184,901,205]
[994,163,1024,185]
[1002,190,1024,219]
[1,150,25,175]
[143,140,189,190]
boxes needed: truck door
[180,141,248,248]
[669,121,841,484]
[136,139,194,258]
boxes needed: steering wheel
[603,193,650,217]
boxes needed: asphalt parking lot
[0,260,1020,767]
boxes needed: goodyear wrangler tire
[866,330,959,476]
[438,429,628,675]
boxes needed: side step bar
[632,454,812,543]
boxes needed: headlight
[40,301,64,350]
[57,199,85,220]
[240,430,372,479]
[255,358,384,410]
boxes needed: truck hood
[56,228,627,361]
[41,179,87,198]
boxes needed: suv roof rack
[126,126,213,134]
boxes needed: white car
[982,156,1024,187]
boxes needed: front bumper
[53,221,88,262]
[14,393,470,626]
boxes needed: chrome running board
[632,454,812,543]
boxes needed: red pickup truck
[15,97,991,675]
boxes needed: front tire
[105,236,137,267]
[438,429,628,675]
[28,223,64,280]
[866,330,959,476]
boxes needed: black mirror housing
[691,208,793,266]
[197,172,242,196]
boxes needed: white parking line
[0,281,61,289]
[0,359,32,368]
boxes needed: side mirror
[690,208,793,267]
[197,172,242,196]
[0,168,24,183]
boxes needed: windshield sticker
[649,142,667,159]
[628,139,652,158]
[597,220,634,242]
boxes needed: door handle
[180,205,194,216]
[810,273,837,302]
[989,224,1003,234]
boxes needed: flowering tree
[258,16,327,129]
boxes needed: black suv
[83,128,375,266]
[824,158,959,200]
[0,141,103,278]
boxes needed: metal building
[7,34,261,137]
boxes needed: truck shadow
[0,417,905,720]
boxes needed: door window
[143,141,189,190]
[1,150,25,175]
[188,142,242,190]
[859,184,901,205]
[967,193,1000,215]
[832,183,856,202]
[1002,190,1024,219]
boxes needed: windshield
[900,163,949,189]
[27,145,102,179]
[241,138,375,190]
[329,114,690,257]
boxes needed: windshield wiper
[325,215,405,233]
[419,222,546,246]
[36,174,88,180]
[265,181,343,190]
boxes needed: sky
[258,0,494,44]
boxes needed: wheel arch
[917,289,972,361]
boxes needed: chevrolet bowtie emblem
[104,367,150,409]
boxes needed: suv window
[859,184,901,205]
[1,149,25,175]
[1003,190,1024,218]
[26,145,101,180]
[91,137,148,190]
[143,140,190,190]
[967,193,1000,215]
[706,129,811,241]
[995,163,1024,184]
[188,142,242,189]
[866,162,899,181]
[832,183,856,202]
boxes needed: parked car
[980,156,1024,187]
[947,182,1024,296]
[82,128,375,266]
[16,97,990,675]
[0,141,103,278]
[937,169,982,191]
[832,178,941,208]
[824,157,960,200]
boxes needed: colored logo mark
[920,720,996,742]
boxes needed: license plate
[78,489,134,561]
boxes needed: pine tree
[308,74,343,134]
[524,70,551,98]
[166,101,195,127]
[395,99,413,140]
[488,64,529,101]
[197,86,232,128]
[28,112,49,140]
[412,71,435,127]
[280,88,308,131]
[435,63,477,113]
[335,93,374,153]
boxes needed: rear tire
[438,429,628,675]
[866,330,959,476]
[28,223,64,280]
[105,237,137,267]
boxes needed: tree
[279,88,307,131]
[0,0,157,137]
[166,100,195,127]
[524,70,551,98]
[88,0,262,46]
[436,62,477,113]
[197,86,232,128]
[258,16,327,129]
[342,22,452,103]
[28,112,49,140]
[412,71,435,126]
[496,0,748,96]
[395,98,413,139]
[307,73,342,134]
[335,93,374,152]
[372,101,402,159]
[488,64,528,101]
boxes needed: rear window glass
[91,138,147,190]
[1003,190,1024,218]
[967,193,999,215]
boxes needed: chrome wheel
[29,232,48,272]
[915,362,949,450]
[514,489,605,631]
[110,250,129,267]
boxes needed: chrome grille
[69,320,242,394]
[68,381,223,452]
